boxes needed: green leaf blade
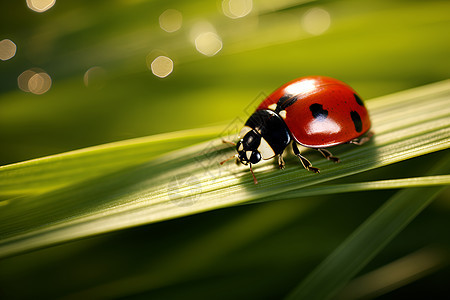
[0,80,449,258]
[0,126,222,196]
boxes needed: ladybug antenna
[249,163,258,184]
[220,154,237,165]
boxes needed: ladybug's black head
[236,130,262,165]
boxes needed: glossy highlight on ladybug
[221,76,373,184]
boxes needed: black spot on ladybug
[277,94,298,111]
[309,103,328,120]
[350,111,362,132]
[354,94,364,106]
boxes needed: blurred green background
[0,0,449,299]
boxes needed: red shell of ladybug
[256,76,371,148]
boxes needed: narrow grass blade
[253,175,450,203]
[337,246,448,300]
[285,156,450,300]
[0,126,222,196]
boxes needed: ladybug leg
[317,149,340,163]
[277,154,285,169]
[349,131,374,146]
[222,139,236,146]
[292,143,320,173]
[220,140,240,164]
[220,154,238,165]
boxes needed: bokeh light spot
[84,66,106,89]
[18,69,52,94]
[159,9,183,33]
[222,0,253,19]
[150,56,174,78]
[0,39,17,61]
[301,7,331,35]
[18,70,37,92]
[195,32,223,56]
[28,72,52,94]
[26,0,56,13]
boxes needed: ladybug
[221,76,373,184]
